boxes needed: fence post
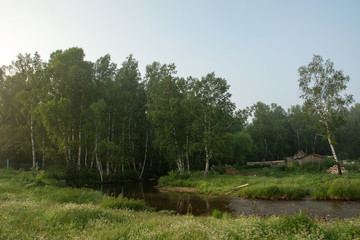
[7,159,9,169]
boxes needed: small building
[292,150,307,160]
[298,153,324,165]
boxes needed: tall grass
[159,168,360,200]
[101,195,152,211]
[1,169,360,239]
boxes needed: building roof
[292,150,307,160]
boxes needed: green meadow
[158,164,360,200]
[1,169,360,240]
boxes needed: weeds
[101,195,152,211]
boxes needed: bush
[344,164,360,173]
[19,169,46,188]
[168,170,191,180]
[277,211,317,233]
[322,157,336,170]
[211,209,223,219]
[299,162,322,173]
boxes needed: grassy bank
[1,169,360,239]
[158,167,360,200]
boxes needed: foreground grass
[158,168,360,200]
[1,169,360,239]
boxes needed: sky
[1,0,359,110]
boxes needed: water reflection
[94,181,360,218]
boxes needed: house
[292,150,307,160]
[296,153,324,165]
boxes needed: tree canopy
[0,49,358,181]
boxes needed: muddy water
[95,180,360,218]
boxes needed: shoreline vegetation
[1,169,360,239]
[158,165,360,201]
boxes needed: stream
[94,180,360,218]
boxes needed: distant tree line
[0,48,358,181]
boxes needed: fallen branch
[235,184,249,189]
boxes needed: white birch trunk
[138,131,148,180]
[327,133,342,175]
[30,116,36,168]
[77,129,81,171]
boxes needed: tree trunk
[138,131,148,180]
[77,129,82,171]
[186,134,190,172]
[42,135,45,170]
[30,116,36,168]
[296,129,300,149]
[327,133,342,175]
[84,140,88,168]
[95,137,104,182]
[204,145,210,179]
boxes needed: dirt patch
[155,186,199,193]
[224,168,240,175]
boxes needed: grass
[158,167,360,200]
[1,168,360,239]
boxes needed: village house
[291,150,324,165]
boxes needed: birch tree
[298,55,353,175]
[191,73,235,178]
[9,53,45,168]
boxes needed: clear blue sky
[1,0,359,110]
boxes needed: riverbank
[158,169,360,200]
[1,169,360,239]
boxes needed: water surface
[94,181,360,218]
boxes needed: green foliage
[211,209,223,219]
[276,211,317,234]
[211,165,227,174]
[322,157,336,169]
[327,178,360,200]
[158,176,197,188]
[168,170,191,179]
[1,47,359,185]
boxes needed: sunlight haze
[1,0,359,110]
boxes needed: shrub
[168,170,191,180]
[212,165,227,174]
[344,164,360,173]
[299,162,322,173]
[277,211,317,233]
[322,157,336,170]
[211,209,223,219]
[18,169,46,188]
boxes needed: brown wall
[299,155,324,164]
